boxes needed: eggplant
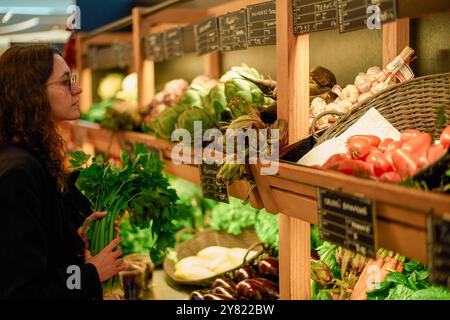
[236,279,271,300]
[234,266,256,282]
[258,258,279,277]
[212,277,236,290]
[190,290,206,300]
[252,277,279,300]
[203,293,236,300]
[212,286,238,299]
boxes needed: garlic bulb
[354,73,371,93]
[341,85,359,104]
[367,66,382,77]
[338,99,353,112]
[358,92,373,104]
[310,97,327,116]
[315,115,330,130]
[331,84,343,97]
[371,82,388,95]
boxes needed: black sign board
[182,25,196,53]
[195,17,220,55]
[338,0,397,33]
[164,27,183,60]
[428,216,450,289]
[144,33,165,62]
[219,9,248,52]
[293,0,338,35]
[317,188,377,258]
[199,163,229,203]
[247,1,276,46]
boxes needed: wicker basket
[316,72,450,144]
[163,229,263,287]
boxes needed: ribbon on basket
[376,46,416,84]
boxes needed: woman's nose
[72,82,83,95]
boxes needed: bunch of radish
[319,125,450,182]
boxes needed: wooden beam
[79,68,92,113]
[208,0,265,16]
[203,52,221,79]
[382,18,410,67]
[278,213,291,300]
[144,8,209,26]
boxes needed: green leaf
[69,151,91,169]
[436,105,446,129]
[411,286,450,300]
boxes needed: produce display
[310,46,415,132]
[173,246,259,281]
[318,125,450,192]
[311,241,450,300]
[189,249,279,300]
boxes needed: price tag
[428,215,450,289]
[247,1,276,47]
[194,17,220,55]
[199,163,229,204]
[337,0,397,33]
[219,9,248,52]
[144,33,165,62]
[182,25,196,53]
[164,27,183,60]
[317,188,377,258]
[293,0,338,35]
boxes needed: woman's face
[46,54,82,122]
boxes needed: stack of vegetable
[209,197,279,251]
[174,246,259,281]
[317,125,450,192]
[141,79,188,120]
[310,47,415,132]
[70,144,186,290]
[81,73,142,131]
[189,251,279,300]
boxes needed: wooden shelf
[253,160,450,264]
[65,121,265,210]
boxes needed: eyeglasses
[47,73,78,92]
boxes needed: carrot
[396,256,405,273]
[349,249,386,300]
[379,251,398,283]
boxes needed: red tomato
[379,172,402,183]
[387,140,403,152]
[427,144,447,164]
[440,125,450,149]
[392,149,419,178]
[322,154,349,169]
[379,138,394,152]
[384,150,395,165]
[334,159,375,178]
[365,150,395,177]
[400,129,423,142]
[401,133,432,156]
[348,137,372,160]
[348,135,381,147]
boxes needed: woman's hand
[78,211,121,250]
[85,237,125,282]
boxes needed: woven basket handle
[311,110,345,142]
[243,242,265,264]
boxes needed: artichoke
[179,84,208,109]
[203,84,228,122]
[151,105,184,140]
[176,107,215,138]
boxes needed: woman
[0,45,124,299]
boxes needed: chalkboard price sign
[194,17,220,56]
[219,9,248,52]
[200,163,229,203]
[144,33,165,62]
[428,216,450,289]
[247,1,276,47]
[293,0,338,35]
[164,27,183,60]
[317,188,377,258]
[338,0,397,33]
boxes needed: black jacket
[0,145,103,300]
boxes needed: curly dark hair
[0,45,68,191]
